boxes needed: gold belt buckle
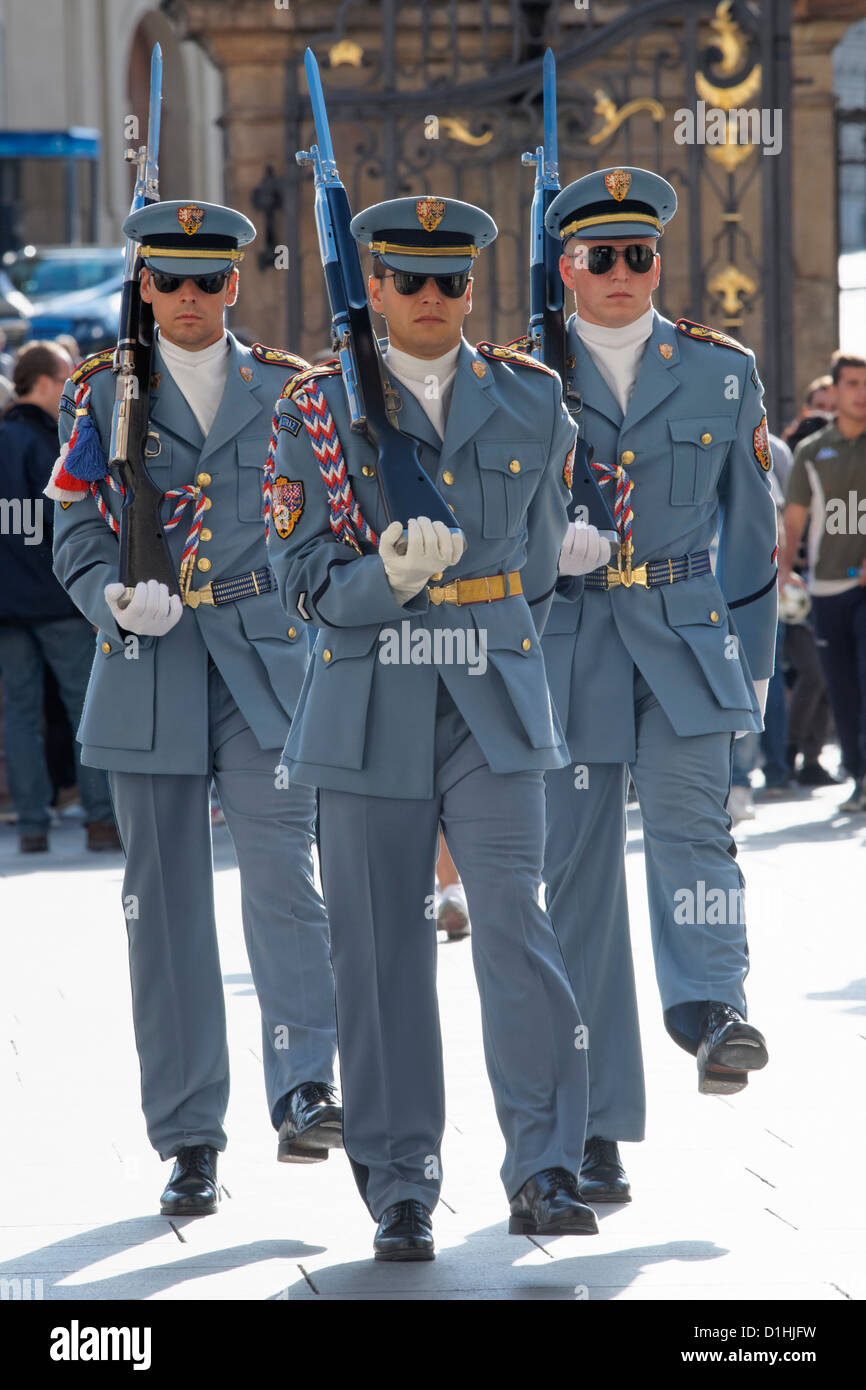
[428,580,460,606]
[184,582,215,610]
[606,562,649,589]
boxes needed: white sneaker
[727,785,755,824]
[436,882,470,938]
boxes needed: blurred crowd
[0,335,864,867]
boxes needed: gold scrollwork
[707,264,757,322]
[329,40,363,68]
[438,117,492,147]
[590,91,666,146]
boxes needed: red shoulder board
[476,341,556,376]
[675,319,749,356]
[251,343,310,371]
[70,348,115,386]
[283,359,341,401]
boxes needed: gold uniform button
[509,459,521,474]
[203,497,212,511]
[197,557,211,573]
[101,641,111,654]
[323,649,332,663]
[430,572,443,582]
[200,527,212,542]
[196,472,212,487]
[287,626,297,639]
[522,637,531,651]
[361,464,375,478]
[710,610,719,623]
[701,432,713,445]
[442,471,454,485]
[620,450,635,465]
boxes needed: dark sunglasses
[148,269,231,295]
[579,245,657,276]
[384,270,470,299]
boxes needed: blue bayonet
[297,47,459,551]
[522,48,616,541]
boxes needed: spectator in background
[0,341,119,852]
[782,375,836,443]
[781,355,866,812]
[54,334,82,370]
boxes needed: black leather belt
[584,549,712,591]
[184,566,277,609]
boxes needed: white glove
[379,517,466,605]
[558,519,612,576]
[104,580,183,636]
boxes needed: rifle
[296,47,459,554]
[522,48,616,543]
[109,43,179,603]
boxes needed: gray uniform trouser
[317,684,587,1221]
[544,670,749,1143]
[108,664,337,1160]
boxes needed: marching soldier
[540,169,776,1202]
[267,196,598,1260]
[49,201,341,1215]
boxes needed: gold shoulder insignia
[476,341,557,377]
[675,318,749,356]
[284,359,342,401]
[251,343,311,371]
[70,348,114,385]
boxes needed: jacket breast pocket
[668,417,736,505]
[236,437,268,523]
[475,441,545,538]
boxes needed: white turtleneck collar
[156,329,230,438]
[575,306,655,415]
[382,339,462,439]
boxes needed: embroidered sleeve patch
[563,441,576,490]
[278,414,302,436]
[273,477,304,538]
[753,415,771,471]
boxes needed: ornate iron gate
[254,0,793,427]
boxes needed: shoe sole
[508,1214,598,1235]
[374,1247,436,1261]
[578,1188,632,1204]
[160,1200,219,1217]
[277,1118,343,1162]
[438,909,470,938]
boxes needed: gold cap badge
[177,205,205,235]
[416,197,446,232]
[604,169,632,202]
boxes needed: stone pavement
[0,772,863,1303]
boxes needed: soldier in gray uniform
[267,195,598,1260]
[540,169,776,1202]
[48,201,340,1215]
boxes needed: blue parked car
[2,245,123,354]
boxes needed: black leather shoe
[697,1003,769,1094]
[509,1167,598,1235]
[797,761,838,787]
[373,1199,435,1261]
[277,1081,343,1162]
[579,1137,632,1203]
[159,1145,219,1216]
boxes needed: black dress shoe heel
[373,1200,435,1261]
[697,1003,768,1095]
[277,1082,343,1163]
[508,1167,598,1235]
[579,1137,632,1203]
[159,1145,220,1217]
